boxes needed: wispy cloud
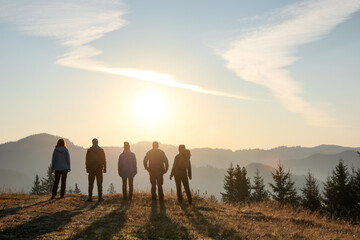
[0,0,254,101]
[222,0,360,126]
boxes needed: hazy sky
[0,0,359,150]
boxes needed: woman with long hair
[51,138,71,199]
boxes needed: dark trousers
[122,177,134,200]
[52,170,68,197]
[150,174,164,200]
[175,175,192,204]
[88,171,103,198]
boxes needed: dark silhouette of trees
[251,169,269,202]
[108,183,116,194]
[221,163,236,203]
[74,184,81,194]
[301,171,322,211]
[221,164,250,203]
[269,162,299,205]
[31,174,41,195]
[349,168,360,218]
[40,164,55,194]
[233,165,250,203]
[323,159,354,219]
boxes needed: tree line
[30,164,116,195]
[221,159,360,220]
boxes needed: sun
[134,90,166,126]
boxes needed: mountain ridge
[0,133,359,196]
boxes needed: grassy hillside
[1,193,359,239]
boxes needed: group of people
[50,138,192,204]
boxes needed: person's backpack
[178,149,191,170]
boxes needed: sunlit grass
[0,192,359,239]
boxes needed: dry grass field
[0,192,359,239]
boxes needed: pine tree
[40,165,55,194]
[269,162,299,205]
[31,174,41,195]
[68,187,73,193]
[74,184,81,194]
[349,168,360,219]
[221,163,236,203]
[108,183,116,194]
[301,171,322,211]
[323,159,353,218]
[251,169,269,202]
[233,165,250,203]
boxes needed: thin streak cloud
[222,0,360,126]
[0,0,254,101]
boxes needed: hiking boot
[98,197,104,202]
[86,198,93,202]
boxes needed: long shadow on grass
[0,199,59,219]
[180,204,242,240]
[0,202,87,239]
[68,202,129,239]
[241,211,324,228]
[136,201,192,239]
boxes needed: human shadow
[180,204,242,239]
[0,202,87,239]
[0,198,60,219]
[68,202,129,239]
[241,210,324,228]
[136,201,191,239]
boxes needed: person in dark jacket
[118,142,137,200]
[51,138,71,199]
[170,145,192,204]
[143,141,169,201]
[86,138,106,202]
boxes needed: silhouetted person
[118,142,137,200]
[170,145,192,204]
[86,138,106,202]
[144,141,169,201]
[51,138,70,199]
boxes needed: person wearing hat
[118,142,137,200]
[86,138,106,202]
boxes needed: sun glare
[134,90,166,126]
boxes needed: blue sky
[0,0,359,149]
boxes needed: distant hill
[1,193,359,239]
[282,150,360,181]
[0,168,32,192]
[0,133,358,197]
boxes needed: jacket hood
[55,146,67,153]
[180,149,191,159]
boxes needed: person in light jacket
[51,138,70,199]
[118,142,137,200]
